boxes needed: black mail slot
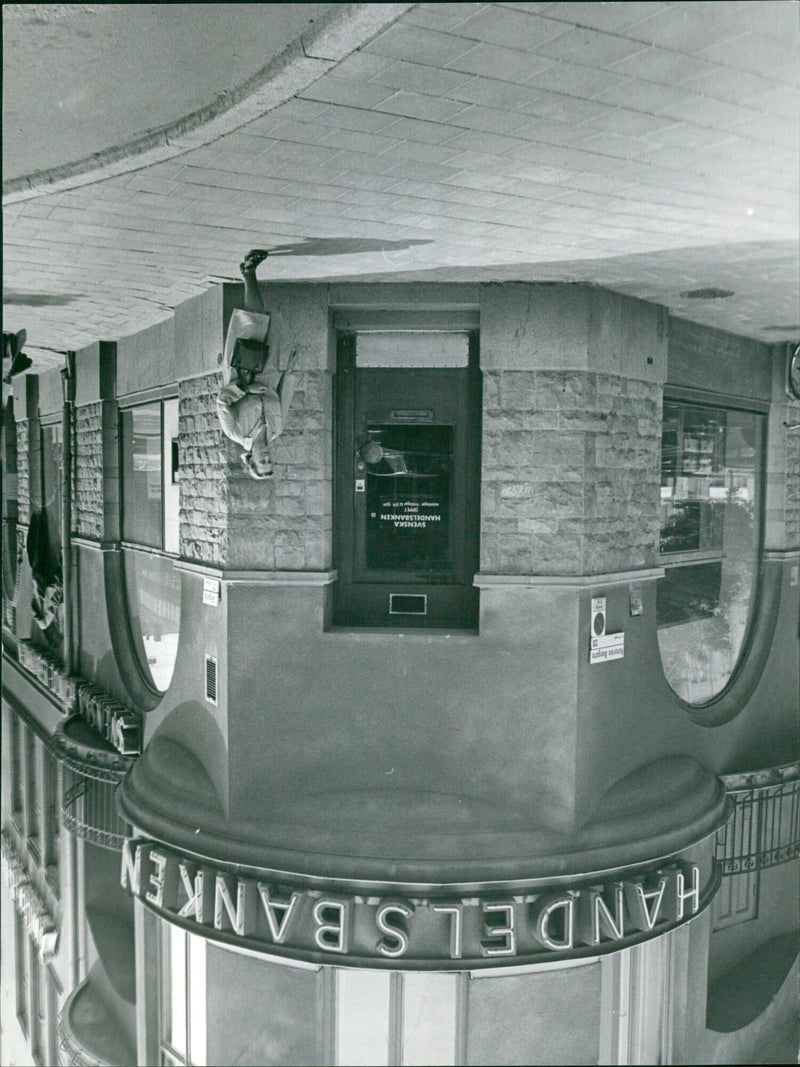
[389,594,427,615]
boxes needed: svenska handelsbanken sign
[122,841,707,967]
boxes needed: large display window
[123,549,181,693]
[120,398,181,692]
[120,399,179,552]
[656,397,764,704]
[161,925,206,1067]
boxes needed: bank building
[1,4,798,1066]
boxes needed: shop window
[40,422,62,554]
[121,399,179,552]
[336,969,391,1066]
[30,947,44,1065]
[123,550,181,692]
[9,711,23,824]
[43,749,60,893]
[656,398,764,704]
[14,908,29,1036]
[45,968,59,1067]
[24,728,41,860]
[161,925,206,1066]
[27,421,63,647]
[2,398,19,627]
[121,398,181,692]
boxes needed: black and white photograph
[1,3,798,1065]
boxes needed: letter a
[258,885,300,944]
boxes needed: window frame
[119,393,180,555]
[9,709,24,827]
[657,385,768,712]
[14,906,29,1037]
[38,417,63,556]
[42,746,61,896]
[159,924,207,1067]
[117,391,181,697]
[24,726,42,863]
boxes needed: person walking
[216,250,298,479]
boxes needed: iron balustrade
[60,757,130,852]
[716,762,800,875]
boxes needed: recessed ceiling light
[679,288,734,300]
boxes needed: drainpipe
[61,354,75,675]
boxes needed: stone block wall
[481,371,661,575]
[177,366,332,571]
[16,421,29,526]
[786,412,800,548]
[74,402,104,539]
[765,344,800,552]
[226,368,332,570]
[178,373,229,566]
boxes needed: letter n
[120,840,143,895]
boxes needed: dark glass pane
[364,423,453,573]
[656,562,722,626]
[124,550,181,692]
[41,424,62,553]
[121,403,163,548]
[660,403,726,554]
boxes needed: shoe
[240,249,269,274]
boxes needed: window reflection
[123,550,181,692]
[657,401,762,704]
[121,403,163,549]
[363,424,454,575]
[161,925,206,1066]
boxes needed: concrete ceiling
[3,3,336,182]
[3,2,799,371]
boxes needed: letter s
[376,899,413,959]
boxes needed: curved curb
[2,3,415,206]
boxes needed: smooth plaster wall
[226,580,581,837]
[150,570,230,814]
[116,315,177,396]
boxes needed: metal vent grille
[205,654,218,705]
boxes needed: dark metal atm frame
[333,330,482,629]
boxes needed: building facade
[2,278,798,1066]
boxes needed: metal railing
[716,762,800,875]
[60,757,130,852]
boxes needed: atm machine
[334,329,482,629]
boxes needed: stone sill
[475,568,664,589]
[324,626,478,641]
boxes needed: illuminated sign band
[122,840,709,969]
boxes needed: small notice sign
[378,499,442,530]
[203,577,221,607]
[590,632,624,664]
